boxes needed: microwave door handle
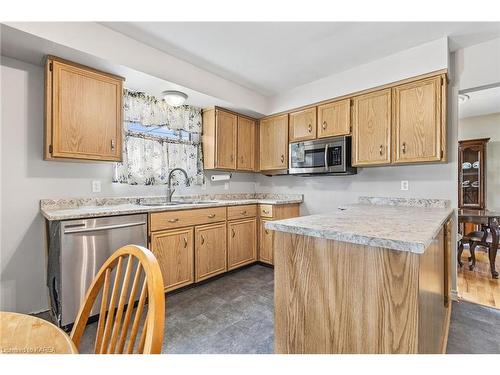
[324,144,329,171]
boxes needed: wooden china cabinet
[458,138,489,210]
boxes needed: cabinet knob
[231,228,236,238]
[262,209,269,214]
[280,154,285,163]
[111,139,115,151]
[402,142,407,154]
[379,145,383,156]
[308,124,312,133]
[207,213,216,218]
[322,121,327,130]
[183,237,188,248]
[240,210,247,215]
[265,229,269,235]
[168,218,179,223]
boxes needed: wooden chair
[458,222,500,275]
[70,245,165,354]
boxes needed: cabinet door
[237,117,256,171]
[352,89,392,166]
[216,110,237,169]
[228,218,257,270]
[151,228,194,292]
[289,107,317,142]
[318,99,351,138]
[259,115,289,171]
[49,59,123,161]
[259,219,274,265]
[392,76,443,163]
[195,222,227,282]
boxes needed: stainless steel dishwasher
[53,214,147,327]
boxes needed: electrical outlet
[400,180,409,191]
[224,182,229,191]
[91,180,101,193]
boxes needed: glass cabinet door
[458,138,488,209]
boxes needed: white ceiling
[459,86,500,119]
[102,22,500,96]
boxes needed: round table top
[0,311,78,354]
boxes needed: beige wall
[459,112,500,209]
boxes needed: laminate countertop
[40,193,303,221]
[266,196,453,254]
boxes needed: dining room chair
[70,245,165,354]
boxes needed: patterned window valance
[113,89,203,186]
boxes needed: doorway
[457,84,500,309]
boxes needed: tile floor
[42,264,500,354]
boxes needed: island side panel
[418,226,450,353]
[274,232,420,354]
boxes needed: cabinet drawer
[259,204,273,218]
[227,204,257,220]
[150,207,226,231]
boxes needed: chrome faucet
[166,168,190,202]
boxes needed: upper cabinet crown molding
[202,107,257,172]
[45,56,124,162]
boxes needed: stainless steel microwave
[289,136,357,175]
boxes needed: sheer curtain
[113,90,203,186]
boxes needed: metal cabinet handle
[280,154,284,163]
[183,237,188,248]
[240,210,247,215]
[262,209,269,214]
[200,235,205,245]
[265,229,269,235]
[168,218,179,223]
[111,139,115,151]
[207,214,216,218]
[322,121,327,130]
[231,228,236,238]
[402,142,407,154]
[379,145,383,156]
[308,124,312,133]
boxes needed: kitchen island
[266,197,454,354]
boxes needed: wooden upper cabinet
[45,56,123,161]
[392,76,445,164]
[215,110,237,169]
[237,117,256,171]
[203,108,257,171]
[150,227,194,292]
[352,89,392,166]
[317,99,351,138]
[289,107,317,142]
[259,114,289,171]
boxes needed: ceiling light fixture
[162,90,188,107]
[458,93,470,103]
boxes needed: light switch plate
[92,180,101,193]
[400,180,409,191]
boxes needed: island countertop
[266,196,453,253]
[40,193,303,221]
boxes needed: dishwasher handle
[63,221,146,234]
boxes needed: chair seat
[464,230,500,244]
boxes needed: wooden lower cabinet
[150,227,194,292]
[195,222,227,282]
[259,219,274,264]
[227,218,257,270]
